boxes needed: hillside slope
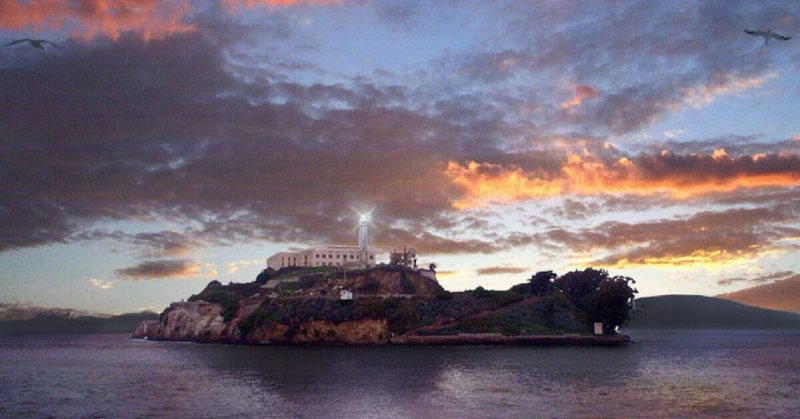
[717,275,800,313]
[0,312,159,335]
[626,295,800,330]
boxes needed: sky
[1,0,799,314]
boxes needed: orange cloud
[446,150,800,208]
[561,84,599,110]
[0,0,195,41]
[220,0,346,10]
[680,72,777,108]
[0,0,349,40]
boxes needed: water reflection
[1,332,799,418]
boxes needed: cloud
[681,72,777,108]
[79,230,201,257]
[476,266,527,276]
[443,2,800,135]
[0,0,196,40]
[535,206,800,268]
[221,0,347,9]
[561,84,599,110]
[0,32,475,253]
[1,0,800,266]
[88,278,114,290]
[116,259,218,279]
[717,274,800,313]
[226,259,263,275]
[446,149,800,208]
[717,270,795,286]
[378,229,501,255]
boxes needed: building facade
[267,245,377,269]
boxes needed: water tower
[358,214,369,265]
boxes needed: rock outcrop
[132,302,229,342]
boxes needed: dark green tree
[529,271,557,296]
[255,268,276,284]
[588,275,637,334]
[554,268,607,311]
[554,268,637,333]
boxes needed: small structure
[593,322,604,335]
[340,290,354,300]
[389,246,417,269]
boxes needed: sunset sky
[1,0,799,314]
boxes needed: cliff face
[133,301,391,345]
[132,302,230,342]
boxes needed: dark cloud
[2,0,800,262]
[116,259,210,279]
[378,228,500,255]
[476,266,527,276]
[79,230,201,257]
[717,271,795,286]
[536,206,800,267]
[0,29,484,253]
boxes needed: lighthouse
[358,214,369,265]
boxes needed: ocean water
[1,330,799,418]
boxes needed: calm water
[1,330,799,418]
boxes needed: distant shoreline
[391,333,630,346]
[134,331,631,347]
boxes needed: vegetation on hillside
[190,265,637,337]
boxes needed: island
[133,266,635,346]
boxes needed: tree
[255,268,276,284]
[554,268,637,334]
[554,268,607,311]
[529,271,557,296]
[587,276,637,334]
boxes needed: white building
[340,290,353,300]
[267,245,377,269]
[267,214,377,269]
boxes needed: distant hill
[717,275,800,313]
[625,295,800,330]
[0,311,159,335]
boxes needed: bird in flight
[744,29,791,45]
[4,38,61,49]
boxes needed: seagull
[3,38,61,49]
[744,29,791,45]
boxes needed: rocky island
[133,266,635,346]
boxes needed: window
[329,254,333,258]
[370,255,374,259]
[316,254,319,258]
[322,254,326,258]
[336,254,340,259]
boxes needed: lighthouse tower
[358,214,369,265]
